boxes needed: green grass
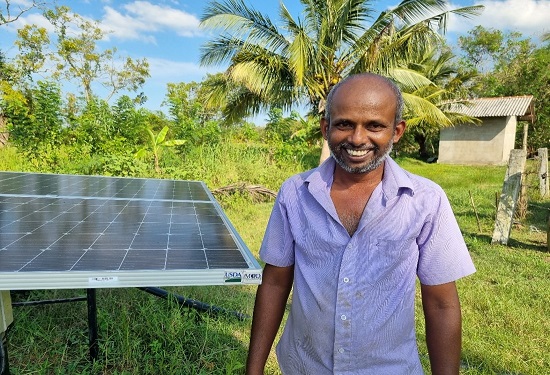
[2,150,549,374]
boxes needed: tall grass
[1,146,549,374]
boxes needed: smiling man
[246,73,476,375]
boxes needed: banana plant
[135,126,185,173]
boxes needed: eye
[333,121,353,130]
[367,123,386,131]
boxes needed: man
[246,73,475,374]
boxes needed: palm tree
[404,41,480,159]
[199,0,483,161]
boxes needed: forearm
[421,282,462,375]
[425,305,462,374]
[246,265,293,375]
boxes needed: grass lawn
[3,158,549,374]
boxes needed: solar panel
[0,171,263,290]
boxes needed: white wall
[438,117,516,165]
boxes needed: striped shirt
[260,157,476,374]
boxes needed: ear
[320,117,329,140]
[393,120,406,143]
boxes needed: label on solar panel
[0,172,263,289]
[89,277,119,284]
[242,271,263,284]
[224,271,243,283]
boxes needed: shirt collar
[305,156,415,200]
[381,156,415,200]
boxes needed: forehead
[331,76,397,114]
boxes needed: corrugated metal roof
[448,95,533,117]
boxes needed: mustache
[337,143,379,152]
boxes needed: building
[438,95,534,165]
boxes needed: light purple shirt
[260,157,476,374]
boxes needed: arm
[421,281,462,375]
[246,263,294,375]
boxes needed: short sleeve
[416,189,476,285]
[259,187,296,267]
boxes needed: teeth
[346,149,368,156]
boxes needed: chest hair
[331,187,375,236]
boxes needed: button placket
[333,241,356,371]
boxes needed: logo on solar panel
[243,272,262,284]
[224,271,242,283]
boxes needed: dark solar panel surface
[0,172,261,288]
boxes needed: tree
[164,79,223,145]
[14,6,150,104]
[458,26,534,74]
[199,0,483,161]
[112,95,148,145]
[3,80,62,154]
[0,0,44,26]
[404,41,479,159]
[459,28,550,153]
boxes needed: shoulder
[279,162,328,192]
[404,169,446,196]
[385,157,446,199]
[277,168,316,199]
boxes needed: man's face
[321,76,405,174]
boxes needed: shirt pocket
[363,237,416,289]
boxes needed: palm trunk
[319,138,331,165]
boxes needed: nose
[349,126,367,146]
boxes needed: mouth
[345,149,369,157]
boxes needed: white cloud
[101,1,202,43]
[448,0,550,39]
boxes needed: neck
[332,161,385,189]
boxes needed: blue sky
[2,0,550,122]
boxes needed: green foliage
[2,80,62,155]
[261,108,322,166]
[458,26,534,73]
[264,108,294,143]
[75,98,116,154]
[0,82,32,147]
[199,0,483,127]
[13,5,149,104]
[135,125,186,173]
[33,80,63,140]
[164,81,223,146]
[404,41,481,160]
[112,95,148,145]
[459,27,550,153]
[0,145,32,170]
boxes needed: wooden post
[522,121,529,152]
[492,149,527,245]
[538,148,549,198]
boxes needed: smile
[346,149,369,157]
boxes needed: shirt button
[338,348,345,354]
[341,315,347,320]
[343,277,349,283]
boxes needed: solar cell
[0,171,262,289]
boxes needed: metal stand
[1,332,9,375]
[10,290,99,365]
[86,289,99,361]
[5,287,245,371]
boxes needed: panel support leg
[86,289,99,361]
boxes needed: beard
[329,138,394,174]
